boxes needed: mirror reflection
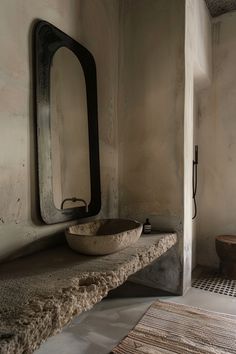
[50,47,91,210]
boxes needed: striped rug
[111,300,236,353]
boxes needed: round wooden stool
[215,235,236,279]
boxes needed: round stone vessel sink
[65,219,143,256]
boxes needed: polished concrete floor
[36,286,236,354]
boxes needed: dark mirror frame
[33,20,101,224]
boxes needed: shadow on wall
[0,231,66,264]
[130,245,182,294]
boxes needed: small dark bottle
[143,218,151,234]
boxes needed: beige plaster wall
[185,0,212,281]
[197,12,236,267]
[0,0,119,261]
[118,0,185,293]
[192,0,212,89]
[118,0,185,223]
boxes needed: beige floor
[36,287,236,354]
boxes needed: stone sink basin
[65,219,143,255]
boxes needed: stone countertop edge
[0,233,177,354]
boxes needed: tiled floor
[192,265,236,297]
[36,286,236,354]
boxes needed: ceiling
[205,0,236,17]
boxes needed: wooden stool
[215,235,236,279]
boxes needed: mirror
[34,21,101,224]
[51,47,91,210]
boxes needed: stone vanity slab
[0,233,177,354]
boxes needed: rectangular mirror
[34,20,101,224]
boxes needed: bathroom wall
[185,0,212,277]
[0,0,224,292]
[118,0,185,293]
[197,11,236,267]
[0,0,119,261]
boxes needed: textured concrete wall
[193,0,212,89]
[0,0,119,261]
[118,0,185,293]
[185,0,212,283]
[197,12,236,267]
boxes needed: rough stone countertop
[0,233,177,354]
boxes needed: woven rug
[111,300,236,353]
